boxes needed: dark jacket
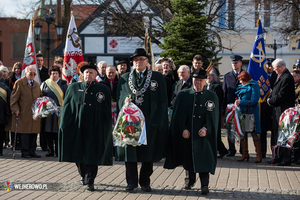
[222,70,243,112]
[171,77,192,105]
[0,79,11,125]
[40,79,68,133]
[39,66,50,83]
[268,69,295,124]
[102,76,119,101]
[164,88,219,174]
[58,81,113,165]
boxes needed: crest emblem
[68,28,82,49]
[205,100,215,111]
[96,92,105,103]
[149,80,158,91]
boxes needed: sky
[1,0,38,18]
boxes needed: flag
[22,19,41,84]
[144,33,154,70]
[248,19,269,102]
[62,14,84,83]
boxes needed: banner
[22,19,41,84]
[248,19,270,102]
[144,33,154,70]
[62,14,84,83]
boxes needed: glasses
[55,61,63,64]
[29,72,37,76]
[133,58,147,62]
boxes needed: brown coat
[10,77,42,133]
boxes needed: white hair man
[10,65,43,158]
[171,65,192,105]
[96,61,107,82]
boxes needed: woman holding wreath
[235,71,262,163]
[40,65,68,157]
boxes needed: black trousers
[76,163,98,184]
[0,124,5,154]
[20,133,37,156]
[125,161,153,186]
[11,132,21,149]
[45,132,58,156]
[226,126,236,155]
[185,170,209,187]
[39,132,48,150]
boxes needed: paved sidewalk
[0,134,300,200]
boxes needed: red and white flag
[22,19,41,84]
[63,14,84,83]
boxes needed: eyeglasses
[29,72,37,76]
[133,58,147,62]
[55,61,63,64]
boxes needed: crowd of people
[0,48,300,193]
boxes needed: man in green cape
[58,63,113,191]
[116,48,168,192]
[164,69,219,195]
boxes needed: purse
[243,100,255,132]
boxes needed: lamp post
[34,9,63,68]
[265,39,288,59]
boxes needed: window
[11,32,27,59]
[255,0,270,27]
[219,0,226,28]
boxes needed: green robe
[58,81,113,166]
[115,69,168,162]
[164,88,219,174]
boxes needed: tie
[110,80,113,91]
[30,81,33,87]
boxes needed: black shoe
[201,186,209,195]
[184,184,194,190]
[141,185,152,192]
[86,184,95,191]
[217,154,226,158]
[45,153,54,157]
[125,184,138,192]
[295,160,300,165]
[30,154,41,158]
[226,152,235,157]
[266,159,279,164]
[21,154,31,158]
[277,161,291,166]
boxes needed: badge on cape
[205,100,215,111]
[149,80,158,91]
[96,92,105,103]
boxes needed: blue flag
[248,19,270,102]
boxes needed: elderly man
[154,63,163,74]
[117,60,128,76]
[0,71,11,156]
[222,55,244,157]
[206,68,228,158]
[164,69,218,195]
[171,65,192,105]
[59,63,113,191]
[116,48,168,192]
[103,65,118,110]
[96,61,107,82]
[266,58,295,166]
[10,66,43,158]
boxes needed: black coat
[171,77,192,105]
[260,71,277,132]
[40,79,68,133]
[222,70,243,112]
[39,66,50,83]
[268,69,295,125]
[164,75,173,106]
[0,79,11,125]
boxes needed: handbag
[243,100,255,132]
